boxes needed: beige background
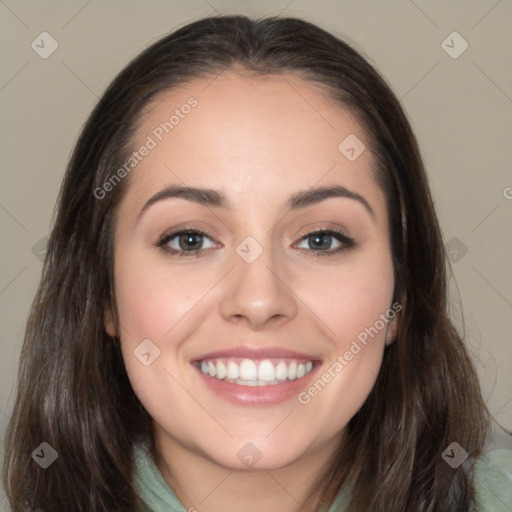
[1,0,511,507]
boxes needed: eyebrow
[137,184,375,221]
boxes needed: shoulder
[474,448,512,512]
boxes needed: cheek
[113,251,207,340]
[293,253,395,428]
[113,253,203,430]
[301,254,395,349]
[112,251,221,413]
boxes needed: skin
[105,70,397,512]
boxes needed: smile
[196,358,315,386]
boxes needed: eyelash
[156,227,356,258]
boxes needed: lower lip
[193,363,320,406]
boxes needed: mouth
[193,357,315,386]
[191,347,321,406]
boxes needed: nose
[219,244,298,330]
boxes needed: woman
[3,14,511,512]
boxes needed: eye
[156,227,355,258]
[295,229,355,256]
[157,229,217,257]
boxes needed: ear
[385,314,399,346]
[104,302,117,338]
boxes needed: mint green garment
[133,444,512,511]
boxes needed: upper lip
[192,346,320,362]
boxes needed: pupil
[180,233,201,250]
[311,234,330,249]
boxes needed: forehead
[124,70,384,216]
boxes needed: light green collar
[133,443,512,511]
[133,443,350,511]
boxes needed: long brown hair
[3,15,489,511]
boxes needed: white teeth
[258,360,276,381]
[275,361,288,381]
[198,357,315,384]
[288,362,297,380]
[227,361,239,380]
[239,359,258,380]
[216,361,227,379]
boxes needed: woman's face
[106,71,396,471]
